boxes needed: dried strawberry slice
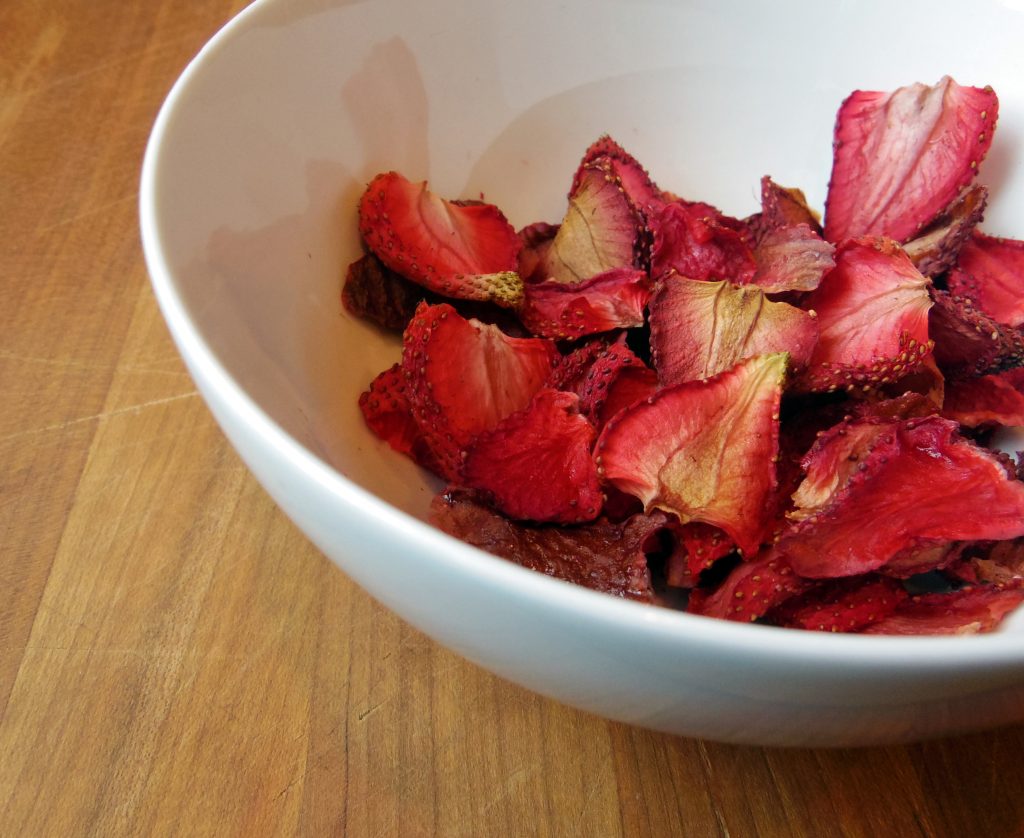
[824,77,998,243]
[798,238,933,393]
[676,522,735,580]
[431,490,670,602]
[649,277,817,386]
[749,176,823,240]
[862,585,1024,635]
[948,231,1024,327]
[519,267,651,339]
[571,135,664,212]
[462,388,602,523]
[517,221,559,284]
[403,303,558,480]
[572,338,658,429]
[687,552,812,623]
[930,290,1024,378]
[358,172,523,307]
[358,363,438,471]
[545,338,610,392]
[649,201,757,284]
[343,253,428,332]
[751,224,836,294]
[597,353,788,556]
[943,368,1024,428]
[964,540,1024,585]
[768,576,907,633]
[903,185,987,278]
[779,417,1024,578]
[537,161,641,284]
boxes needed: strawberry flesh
[862,585,1024,635]
[943,367,1024,427]
[749,176,823,240]
[929,290,1024,379]
[519,267,651,339]
[688,552,812,623]
[570,338,657,429]
[947,231,1024,327]
[571,135,665,213]
[358,363,439,471]
[751,224,835,294]
[649,201,757,284]
[768,576,907,633]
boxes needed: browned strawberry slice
[748,176,822,240]
[824,77,998,243]
[358,363,439,471]
[571,135,664,212]
[767,576,907,633]
[947,231,1024,327]
[403,303,558,480]
[519,267,651,339]
[343,253,428,332]
[779,417,1024,578]
[943,368,1024,428]
[462,389,602,523]
[751,224,836,294]
[358,171,524,307]
[649,277,817,386]
[903,185,987,278]
[862,585,1024,635]
[798,238,933,393]
[597,353,788,556]
[649,201,757,284]
[431,490,671,602]
[687,551,812,622]
[930,290,1024,378]
[963,540,1024,585]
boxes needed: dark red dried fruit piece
[779,417,1024,578]
[824,77,998,243]
[519,267,651,340]
[943,368,1024,427]
[545,338,610,392]
[463,388,602,524]
[948,231,1024,327]
[676,522,736,580]
[431,490,671,602]
[749,176,823,240]
[882,542,967,579]
[649,277,817,386]
[649,201,757,284]
[798,238,933,393]
[358,363,438,471]
[768,576,907,633]
[929,290,1024,378]
[343,253,428,332]
[751,224,836,294]
[903,185,988,278]
[688,552,812,623]
[358,171,524,307]
[574,339,657,429]
[517,221,559,284]
[402,302,558,481]
[572,135,665,212]
[862,585,1024,635]
[597,353,787,556]
[963,540,1024,585]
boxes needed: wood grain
[2,2,1024,835]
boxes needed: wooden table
[3,2,1024,835]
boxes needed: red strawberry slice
[687,552,812,623]
[948,231,1024,327]
[462,388,603,524]
[929,290,1024,379]
[649,277,817,386]
[677,522,735,579]
[882,542,967,579]
[649,201,757,284]
[402,302,558,480]
[751,224,835,294]
[824,77,998,243]
[943,368,1024,428]
[768,576,907,633]
[571,135,665,212]
[431,489,671,602]
[358,171,524,307]
[798,238,933,393]
[545,338,610,392]
[903,185,988,278]
[862,585,1024,635]
[519,267,651,339]
[573,338,658,429]
[537,161,642,284]
[748,176,823,240]
[597,353,788,556]
[779,417,1024,578]
[517,221,559,284]
[358,363,439,471]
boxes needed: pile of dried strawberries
[345,76,1024,634]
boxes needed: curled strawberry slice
[748,176,822,240]
[862,585,1024,635]
[358,171,524,308]
[930,290,1024,378]
[943,368,1024,428]
[597,353,787,556]
[571,338,657,429]
[947,231,1024,327]
[824,77,998,243]
[358,363,438,471]
[903,185,987,278]
[519,267,651,339]
[571,135,665,213]
[649,201,757,284]
[751,224,836,294]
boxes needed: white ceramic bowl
[141,0,1024,746]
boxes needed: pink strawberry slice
[518,267,651,340]
[824,77,998,243]
[797,237,933,393]
[903,185,987,278]
[358,171,523,308]
[779,417,1024,578]
[462,388,603,524]
[571,135,665,213]
[751,224,835,294]
[687,551,812,623]
[597,352,788,557]
[572,338,658,429]
[402,302,558,481]
[930,290,1024,379]
[862,585,1024,635]
[943,367,1024,428]
[649,201,757,284]
[649,277,817,386]
[358,363,439,472]
[767,576,907,633]
[748,176,822,240]
[948,231,1024,327]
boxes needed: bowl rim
[139,0,1024,671]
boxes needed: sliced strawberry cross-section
[767,575,907,633]
[571,338,658,430]
[402,302,558,481]
[519,267,651,340]
[687,551,812,623]
[824,76,998,243]
[862,585,1024,635]
[597,352,788,556]
[358,171,524,307]
[948,231,1024,328]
